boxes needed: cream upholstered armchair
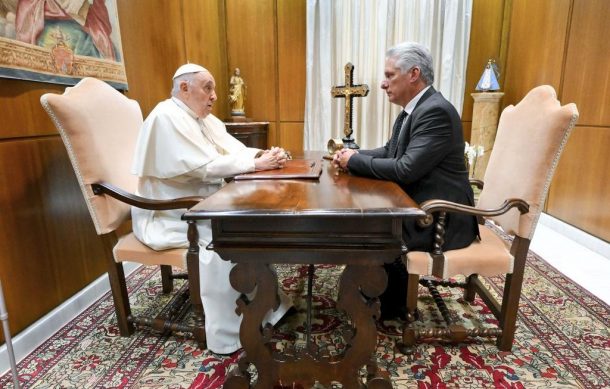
[41,78,206,348]
[402,85,578,351]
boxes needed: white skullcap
[173,63,208,79]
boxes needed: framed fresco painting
[0,0,127,89]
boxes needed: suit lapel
[396,87,437,153]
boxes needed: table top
[183,152,423,221]
[223,121,269,127]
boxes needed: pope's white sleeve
[185,147,259,180]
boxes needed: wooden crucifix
[331,63,369,149]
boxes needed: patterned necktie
[388,110,408,157]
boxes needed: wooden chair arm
[91,182,205,210]
[469,178,484,189]
[418,198,529,257]
[420,198,529,218]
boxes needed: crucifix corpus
[331,62,369,149]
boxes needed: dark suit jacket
[348,87,479,251]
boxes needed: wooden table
[183,154,424,388]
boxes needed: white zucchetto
[173,63,208,79]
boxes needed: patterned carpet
[1,245,609,388]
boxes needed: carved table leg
[335,264,393,389]
[224,261,281,388]
[224,261,393,388]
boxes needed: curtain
[304,0,473,151]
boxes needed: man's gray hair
[386,42,434,85]
[171,73,195,96]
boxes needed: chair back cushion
[477,85,578,239]
[41,78,142,235]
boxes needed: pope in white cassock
[131,63,292,354]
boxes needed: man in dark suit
[333,42,479,319]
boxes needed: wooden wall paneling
[182,0,230,121]
[117,0,187,117]
[461,0,506,126]
[225,0,277,126]
[496,0,513,87]
[279,122,304,157]
[502,0,571,107]
[0,138,107,340]
[266,122,277,150]
[277,0,306,124]
[547,126,610,242]
[561,0,610,127]
[0,140,58,340]
[37,139,108,290]
[462,121,472,147]
[0,80,64,140]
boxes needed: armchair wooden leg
[102,234,134,336]
[463,274,478,303]
[160,265,173,293]
[400,273,420,349]
[108,261,135,336]
[406,273,419,319]
[401,326,417,348]
[187,221,206,349]
[497,237,529,351]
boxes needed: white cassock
[131,97,291,354]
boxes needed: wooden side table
[225,121,269,149]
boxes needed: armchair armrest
[469,178,484,190]
[420,198,529,217]
[91,182,205,211]
[418,198,529,256]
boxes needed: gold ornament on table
[330,62,369,150]
[326,138,344,157]
[228,67,247,121]
[322,138,344,161]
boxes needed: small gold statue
[229,67,246,117]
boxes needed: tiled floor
[530,214,610,304]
